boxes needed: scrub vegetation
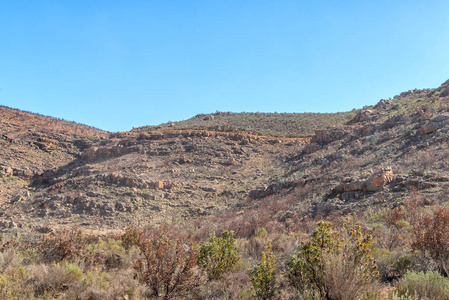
[1,80,449,298]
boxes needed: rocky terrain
[1,79,449,236]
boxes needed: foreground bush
[412,207,449,276]
[39,228,86,263]
[132,228,199,299]
[28,263,82,298]
[287,220,378,300]
[251,241,276,299]
[198,231,241,280]
[394,270,449,300]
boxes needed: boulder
[153,181,175,190]
[366,167,394,192]
[154,181,165,189]
[419,123,441,135]
[374,99,392,109]
[332,167,394,195]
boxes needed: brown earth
[1,79,449,235]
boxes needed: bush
[198,231,241,280]
[122,226,142,250]
[193,272,253,300]
[0,250,22,273]
[39,228,86,263]
[0,266,30,299]
[412,207,449,276]
[251,241,276,299]
[287,220,378,300]
[395,270,449,300]
[255,227,268,239]
[133,228,199,298]
[84,238,129,271]
[28,263,83,298]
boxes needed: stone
[332,167,394,195]
[419,123,440,135]
[367,167,394,191]
[154,181,165,189]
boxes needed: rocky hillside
[216,79,449,237]
[0,106,107,211]
[134,111,354,137]
[1,80,448,235]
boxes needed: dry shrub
[321,252,380,300]
[27,263,83,298]
[383,206,408,228]
[0,234,19,253]
[132,227,200,299]
[373,248,418,282]
[241,236,266,260]
[190,181,322,244]
[0,250,22,273]
[412,207,449,276]
[234,210,273,239]
[122,226,142,250]
[39,227,86,263]
[373,207,410,252]
[271,232,302,262]
[26,262,143,300]
[193,272,253,300]
[78,269,144,300]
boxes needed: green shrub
[255,227,268,239]
[0,269,30,300]
[85,238,129,271]
[65,263,83,281]
[251,241,276,299]
[395,270,449,300]
[394,254,413,277]
[198,231,241,280]
[287,220,379,300]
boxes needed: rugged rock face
[347,109,376,124]
[331,167,394,196]
[311,126,352,144]
[418,113,449,135]
[82,145,142,160]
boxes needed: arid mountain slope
[0,107,310,231]
[0,80,448,234]
[134,111,354,137]
[0,106,107,206]
[211,80,449,237]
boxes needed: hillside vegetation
[0,80,449,298]
[134,111,354,137]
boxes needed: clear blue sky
[1,1,448,132]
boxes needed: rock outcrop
[331,167,394,195]
[418,113,449,135]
